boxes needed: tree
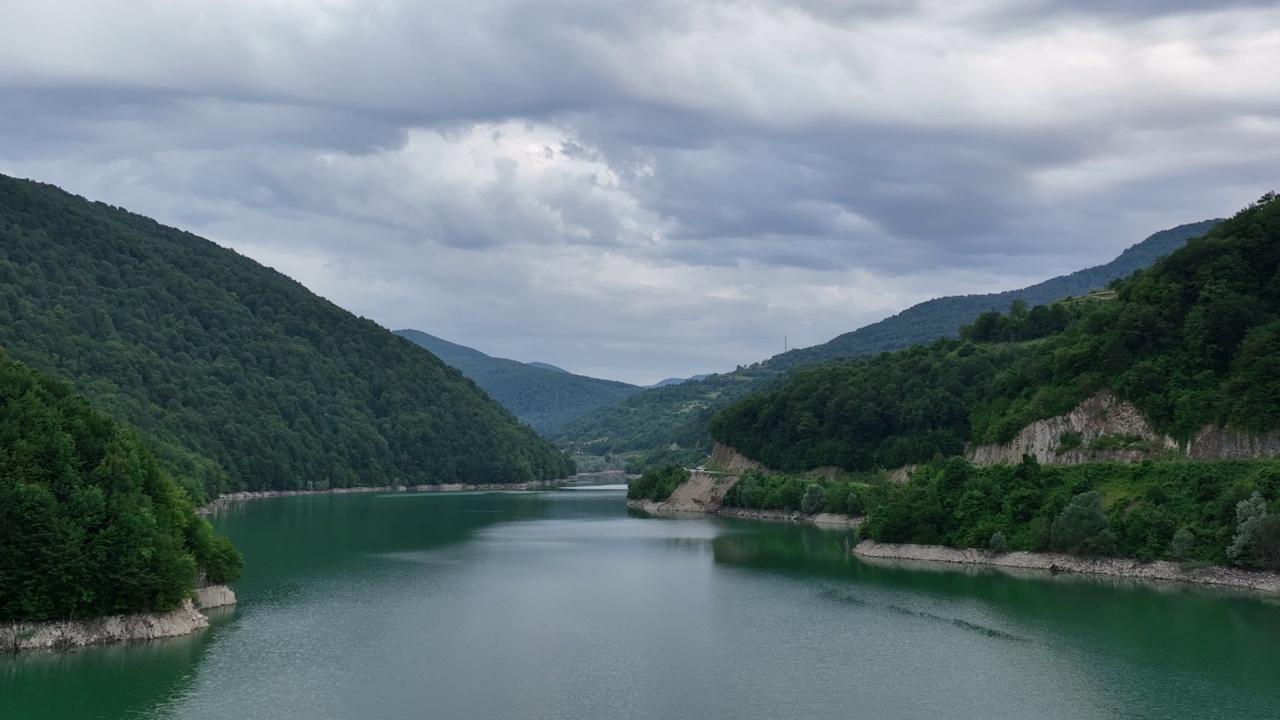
[846,489,864,515]
[801,484,826,514]
[989,531,1009,553]
[1167,527,1195,562]
[1227,492,1268,566]
[1051,491,1116,556]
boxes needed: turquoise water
[4,483,1279,719]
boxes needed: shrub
[989,531,1009,553]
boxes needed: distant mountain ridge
[0,173,574,498]
[556,219,1224,455]
[394,329,643,434]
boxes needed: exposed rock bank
[853,541,1280,593]
[967,390,1177,466]
[2,585,238,653]
[708,443,768,473]
[966,390,1280,468]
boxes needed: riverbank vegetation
[720,455,1280,570]
[0,352,242,622]
[711,193,1280,473]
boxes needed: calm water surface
[4,482,1280,719]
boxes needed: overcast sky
[2,0,1277,385]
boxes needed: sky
[1,0,1277,386]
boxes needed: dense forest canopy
[556,220,1219,457]
[0,351,242,622]
[0,174,573,498]
[711,194,1280,473]
[394,329,642,434]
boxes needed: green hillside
[0,174,574,498]
[394,329,642,434]
[710,193,1280,473]
[556,219,1221,456]
[0,351,242,621]
[765,219,1223,371]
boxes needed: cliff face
[967,391,1177,466]
[1188,426,1280,460]
[966,390,1280,467]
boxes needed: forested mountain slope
[711,194,1280,473]
[556,219,1220,456]
[394,329,642,434]
[764,219,1223,372]
[0,351,241,621]
[0,174,574,497]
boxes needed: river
[3,481,1279,719]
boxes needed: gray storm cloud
[1,0,1277,384]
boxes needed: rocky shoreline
[2,585,238,653]
[198,472,616,514]
[627,498,862,527]
[853,540,1280,594]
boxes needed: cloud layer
[2,0,1277,384]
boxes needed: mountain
[556,219,1224,456]
[649,374,711,388]
[711,193,1280,473]
[0,350,242,622]
[764,219,1223,371]
[0,174,574,499]
[527,362,568,373]
[706,193,1280,569]
[393,329,643,434]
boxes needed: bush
[801,484,826,514]
[989,531,1009,553]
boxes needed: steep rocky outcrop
[1188,426,1280,461]
[965,390,1280,468]
[853,541,1280,593]
[967,391,1177,466]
